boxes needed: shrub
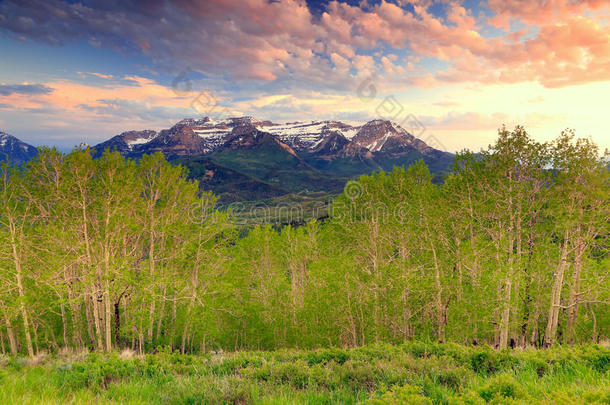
[470,351,499,375]
[477,374,525,402]
[305,347,349,365]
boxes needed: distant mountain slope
[0,132,37,164]
[175,156,288,204]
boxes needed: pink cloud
[487,0,610,28]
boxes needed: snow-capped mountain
[262,120,358,150]
[348,119,433,155]
[93,116,443,160]
[0,132,38,164]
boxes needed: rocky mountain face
[0,132,37,164]
[220,123,298,157]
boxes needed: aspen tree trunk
[566,234,586,343]
[138,319,144,354]
[104,278,112,351]
[84,296,96,346]
[9,222,34,357]
[544,229,570,347]
[32,324,39,354]
[155,285,167,341]
[181,301,194,354]
[499,185,515,350]
[519,223,536,347]
[80,186,104,350]
[499,277,512,349]
[346,291,357,347]
[147,214,156,342]
[169,279,177,344]
[182,233,202,352]
[90,291,104,350]
[588,303,598,343]
[428,228,444,343]
[60,303,68,348]
[102,223,112,351]
[65,270,83,348]
[493,244,503,348]
[467,184,479,281]
[2,308,18,355]
[370,220,380,342]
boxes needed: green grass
[0,343,608,404]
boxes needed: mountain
[349,119,432,154]
[91,116,454,203]
[93,117,449,160]
[0,132,38,164]
[92,129,157,157]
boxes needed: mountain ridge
[91,116,448,161]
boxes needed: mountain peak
[0,131,38,164]
[175,117,210,127]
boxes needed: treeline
[0,127,608,356]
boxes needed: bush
[305,347,349,365]
[470,351,499,375]
[477,374,525,402]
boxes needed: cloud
[487,0,609,27]
[0,83,53,96]
[0,0,608,93]
[80,98,192,121]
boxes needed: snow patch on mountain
[126,136,156,149]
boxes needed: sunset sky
[1,0,609,152]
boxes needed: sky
[0,0,609,153]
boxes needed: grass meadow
[0,342,608,404]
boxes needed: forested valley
[0,126,608,357]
